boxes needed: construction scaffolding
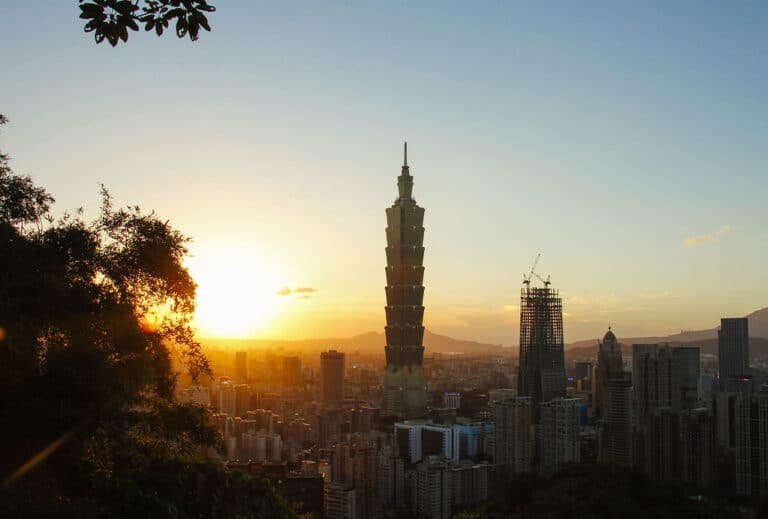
[518,285,566,418]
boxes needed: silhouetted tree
[0,115,297,517]
[458,462,738,519]
[78,0,215,46]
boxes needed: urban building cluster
[179,150,764,518]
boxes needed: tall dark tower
[517,278,566,421]
[382,143,427,418]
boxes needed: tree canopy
[78,0,216,46]
[456,462,738,519]
[0,114,296,517]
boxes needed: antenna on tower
[404,141,408,167]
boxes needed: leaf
[175,17,187,38]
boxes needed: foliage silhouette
[78,0,215,46]
[0,115,297,517]
[455,462,737,519]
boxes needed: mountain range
[201,307,768,360]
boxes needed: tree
[0,115,297,517]
[78,0,216,46]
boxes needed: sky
[1,2,767,345]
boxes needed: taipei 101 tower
[382,143,428,418]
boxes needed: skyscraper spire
[383,144,427,418]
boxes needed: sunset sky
[2,2,767,345]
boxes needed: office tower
[672,347,700,411]
[539,398,580,475]
[632,344,673,415]
[235,351,248,384]
[719,318,750,391]
[282,355,302,386]
[517,280,566,419]
[600,372,632,466]
[412,457,452,519]
[382,143,428,419]
[324,482,357,519]
[219,379,237,417]
[680,408,715,491]
[735,391,768,497]
[595,328,623,417]
[321,350,345,406]
[491,395,532,473]
[443,392,460,410]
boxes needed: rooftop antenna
[404,141,408,167]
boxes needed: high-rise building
[395,420,460,464]
[321,350,345,406]
[635,407,680,482]
[235,351,248,384]
[234,384,250,417]
[324,482,357,519]
[453,419,494,460]
[382,143,428,419]
[671,347,700,412]
[632,344,673,415]
[734,391,768,497]
[719,318,750,392]
[539,398,581,475]
[282,355,302,387]
[680,407,715,491]
[219,379,237,417]
[517,281,566,420]
[491,395,532,473]
[449,462,496,509]
[412,456,452,519]
[595,328,623,417]
[333,439,379,519]
[600,372,632,466]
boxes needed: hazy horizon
[3,2,767,344]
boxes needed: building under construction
[517,268,566,421]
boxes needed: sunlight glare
[188,245,286,338]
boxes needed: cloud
[277,286,319,299]
[685,225,732,246]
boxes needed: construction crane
[522,253,551,287]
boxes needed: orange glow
[187,244,287,338]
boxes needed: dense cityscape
[3,3,767,518]
[178,152,764,518]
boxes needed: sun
[187,245,285,338]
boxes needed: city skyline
[2,2,767,344]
